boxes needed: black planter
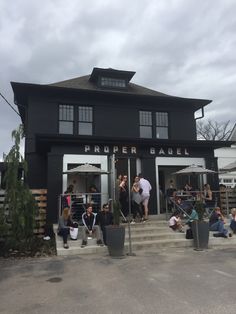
[105,225,125,257]
[192,220,209,250]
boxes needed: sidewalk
[1,247,236,314]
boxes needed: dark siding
[27,96,58,137]
[47,153,63,223]
[25,153,47,188]
[169,110,196,140]
[95,103,138,138]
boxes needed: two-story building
[11,67,230,222]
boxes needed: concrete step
[54,221,236,256]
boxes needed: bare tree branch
[197,119,233,141]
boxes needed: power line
[0,92,20,117]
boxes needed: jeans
[58,228,70,244]
[209,221,228,236]
[230,220,236,233]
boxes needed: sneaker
[213,233,221,237]
[131,220,136,225]
[97,240,104,246]
[63,243,69,249]
[179,230,185,233]
[229,233,232,237]
[81,240,87,248]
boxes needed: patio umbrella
[63,163,109,195]
[220,161,236,172]
[63,163,109,175]
[174,164,216,175]
[173,164,216,190]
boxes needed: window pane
[78,106,93,122]
[78,122,92,135]
[156,127,168,139]
[140,111,152,125]
[156,112,168,126]
[59,121,73,134]
[59,105,74,121]
[140,126,152,138]
[101,77,126,88]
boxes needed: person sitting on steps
[58,207,75,249]
[168,210,184,233]
[81,204,104,248]
[209,207,228,238]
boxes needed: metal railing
[58,192,109,221]
[165,188,236,220]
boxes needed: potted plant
[105,201,125,257]
[191,200,209,250]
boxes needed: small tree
[3,125,36,243]
[197,119,233,141]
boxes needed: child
[169,211,184,233]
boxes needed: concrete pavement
[0,246,236,314]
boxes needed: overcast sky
[1,0,236,160]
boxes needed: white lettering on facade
[184,148,189,156]
[94,145,100,153]
[104,146,109,153]
[84,145,190,156]
[176,148,181,155]
[85,145,90,152]
[159,148,165,155]
[150,147,155,154]
[168,148,173,155]
[113,146,119,153]
[122,147,127,154]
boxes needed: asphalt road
[0,247,236,314]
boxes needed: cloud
[1,0,236,159]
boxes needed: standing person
[97,203,113,245]
[89,184,101,213]
[58,208,75,249]
[61,184,74,210]
[115,174,123,202]
[203,184,214,216]
[165,180,177,212]
[131,176,143,223]
[119,174,129,219]
[81,204,104,247]
[209,207,228,238]
[138,173,152,221]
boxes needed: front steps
[55,219,236,256]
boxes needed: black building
[11,67,230,222]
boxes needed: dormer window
[101,77,126,88]
[89,67,135,90]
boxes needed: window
[156,112,168,139]
[59,104,74,134]
[223,179,232,183]
[101,77,126,88]
[78,106,93,135]
[139,111,152,138]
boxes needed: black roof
[50,74,170,97]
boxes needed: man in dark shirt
[81,204,104,247]
[97,203,113,245]
[209,207,228,238]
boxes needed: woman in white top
[169,211,184,232]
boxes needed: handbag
[186,228,193,239]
